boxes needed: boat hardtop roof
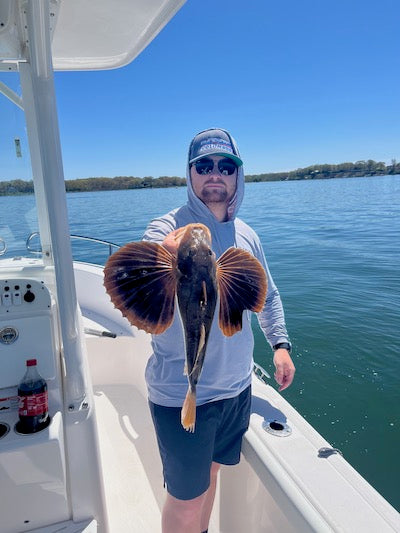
[0,0,186,71]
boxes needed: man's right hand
[162,228,183,255]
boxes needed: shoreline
[1,169,399,196]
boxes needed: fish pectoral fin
[181,389,196,432]
[103,241,177,334]
[216,247,268,336]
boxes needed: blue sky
[1,0,399,181]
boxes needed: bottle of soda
[17,359,50,434]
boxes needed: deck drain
[262,419,292,437]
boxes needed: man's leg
[200,462,220,532]
[150,389,251,532]
[162,462,220,533]
[162,491,207,533]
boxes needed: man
[143,128,295,533]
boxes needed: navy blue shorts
[148,385,251,501]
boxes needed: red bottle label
[19,392,48,417]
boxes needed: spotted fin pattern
[103,241,176,334]
[216,247,268,336]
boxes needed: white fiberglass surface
[51,0,186,70]
[0,0,186,71]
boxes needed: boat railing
[26,232,120,258]
[0,237,6,256]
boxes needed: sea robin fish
[103,223,267,432]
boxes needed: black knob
[24,290,35,303]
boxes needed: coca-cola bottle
[17,359,50,434]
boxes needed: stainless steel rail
[26,232,120,257]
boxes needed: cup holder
[0,422,10,439]
[14,416,51,435]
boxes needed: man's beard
[200,188,229,204]
[199,179,233,204]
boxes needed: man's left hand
[273,349,295,391]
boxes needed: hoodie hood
[186,128,245,222]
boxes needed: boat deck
[86,334,223,533]
[93,382,162,531]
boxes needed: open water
[1,175,399,511]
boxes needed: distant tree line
[0,175,186,195]
[1,160,399,196]
[245,159,400,182]
[65,175,186,192]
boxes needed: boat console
[0,274,70,531]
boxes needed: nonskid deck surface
[86,334,162,532]
[93,383,162,532]
[85,334,223,533]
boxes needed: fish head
[177,223,212,246]
[176,224,216,277]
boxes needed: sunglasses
[192,158,238,176]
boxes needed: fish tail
[181,388,196,433]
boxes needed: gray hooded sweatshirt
[143,139,289,407]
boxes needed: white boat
[0,2,399,532]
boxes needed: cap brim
[189,152,243,167]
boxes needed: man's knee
[165,492,206,523]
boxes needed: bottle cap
[26,359,37,366]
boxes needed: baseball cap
[188,128,243,167]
